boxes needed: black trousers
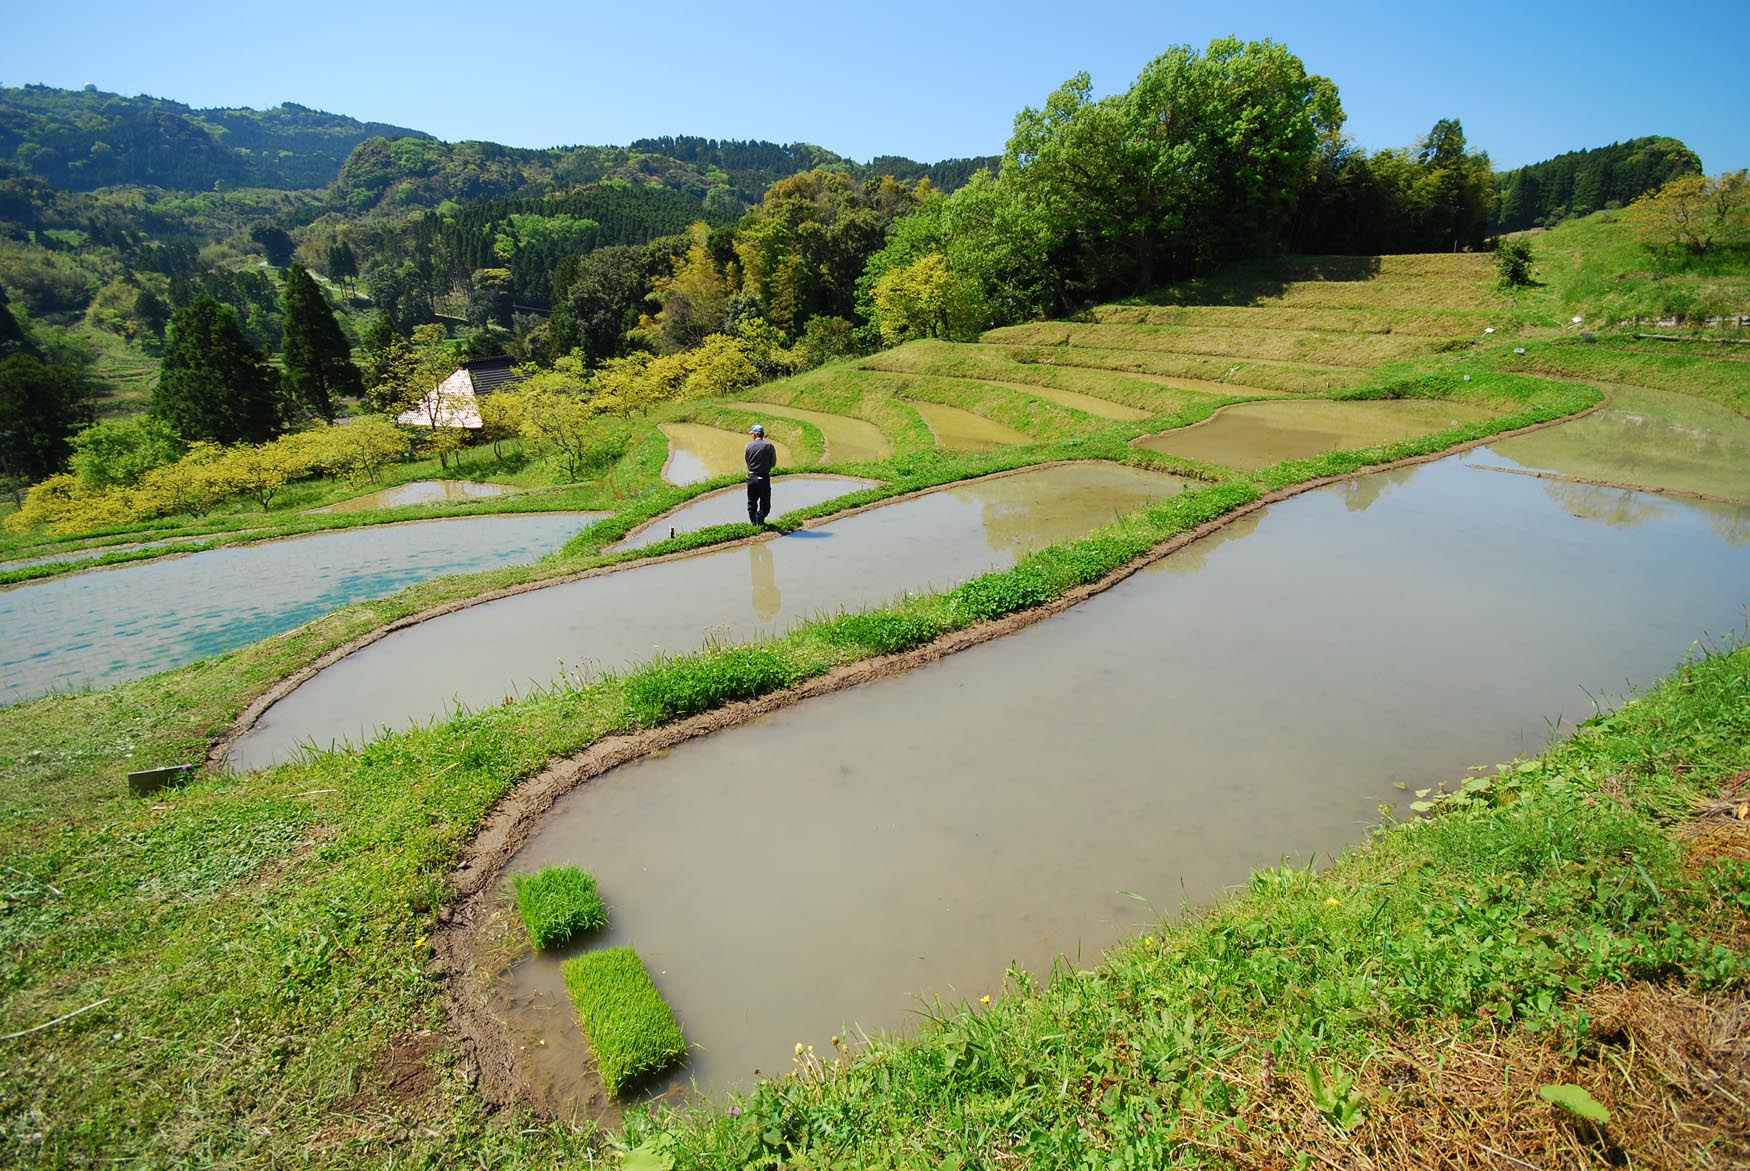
[746,475,771,524]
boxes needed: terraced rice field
[669,252,1519,474]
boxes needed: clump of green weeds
[623,643,801,725]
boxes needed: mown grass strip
[562,946,688,1096]
[512,865,608,950]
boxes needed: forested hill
[1493,136,1701,232]
[334,134,1000,215]
[0,84,431,191]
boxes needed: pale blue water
[0,513,605,707]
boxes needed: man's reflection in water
[749,540,781,622]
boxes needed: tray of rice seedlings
[511,865,608,949]
[562,946,687,1095]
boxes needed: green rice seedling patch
[562,946,688,1096]
[513,865,609,950]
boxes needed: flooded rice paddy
[306,479,522,512]
[905,400,1033,450]
[489,450,1750,1106]
[734,403,894,464]
[611,476,879,552]
[1470,385,1750,503]
[660,423,793,486]
[227,464,1186,769]
[0,513,603,707]
[1133,398,1496,469]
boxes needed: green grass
[1511,211,1750,329]
[561,947,688,1096]
[512,866,609,950]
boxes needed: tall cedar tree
[0,353,95,480]
[281,264,360,422]
[152,294,282,444]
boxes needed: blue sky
[3,0,1745,173]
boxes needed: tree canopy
[151,294,283,444]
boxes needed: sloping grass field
[3,228,1747,1167]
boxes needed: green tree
[68,417,186,489]
[639,223,730,353]
[326,238,358,288]
[250,224,296,267]
[1631,171,1750,258]
[151,294,283,444]
[869,253,983,344]
[281,264,361,424]
[0,352,96,482]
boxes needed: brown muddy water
[661,423,794,485]
[734,403,894,464]
[0,513,606,708]
[306,479,522,512]
[1133,398,1495,469]
[905,400,1033,450]
[1469,385,1750,504]
[227,463,1187,770]
[611,476,879,552]
[486,451,1750,1108]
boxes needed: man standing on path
[745,423,776,526]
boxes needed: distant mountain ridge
[0,84,1001,212]
[0,84,431,191]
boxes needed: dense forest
[0,52,1722,503]
[1492,136,1701,232]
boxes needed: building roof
[462,356,520,397]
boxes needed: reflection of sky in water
[1,513,601,706]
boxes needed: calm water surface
[1471,385,1750,503]
[228,464,1186,769]
[307,480,522,512]
[490,453,1750,1106]
[1,513,603,707]
[734,403,894,464]
[1134,399,1495,470]
[661,424,793,486]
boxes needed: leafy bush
[562,946,687,1095]
[511,865,608,950]
[1495,239,1534,288]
